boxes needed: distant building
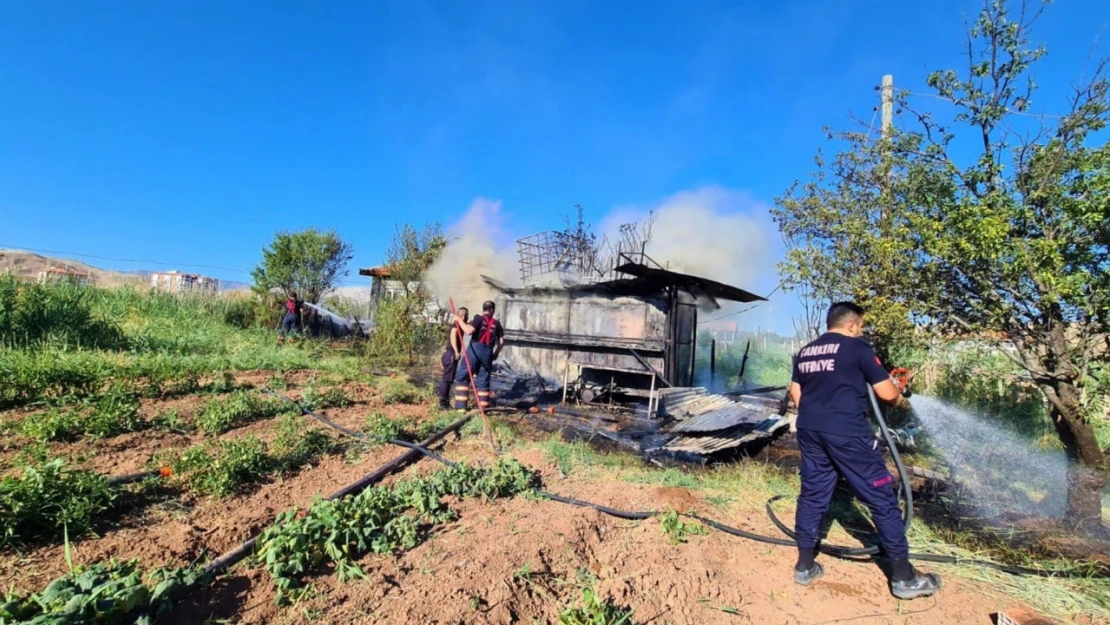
[38,267,93,286]
[149,270,219,294]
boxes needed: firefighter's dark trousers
[453,343,493,410]
[279,313,298,338]
[794,429,910,560]
[437,350,458,409]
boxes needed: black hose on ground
[262,387,457,467]
[106,469,162,485]
[200,413,472,579]
[758,386,914,558]
[365,400,1108,579]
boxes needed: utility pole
[879,74,894,226]
[881,74,894,138]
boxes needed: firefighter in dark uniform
[278,293,302,343]
[437,307,468,409]
[788,302,940,599]
[452,300,504,411]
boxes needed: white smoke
[600,186,775,295]
[426,187,779,319]
[424,198,519,309]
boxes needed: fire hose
[267,384,1102,579]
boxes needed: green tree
[773,0,1110,525]
[251,229,354,304]
[369,224,447,365]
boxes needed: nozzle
[889,367,913,398]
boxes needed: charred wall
[494,290,669,389]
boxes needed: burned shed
[483,234,766,404]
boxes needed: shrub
[364,412,412,444]
[0,459,118,546]
[195,391,289,435]
[301,386,350,411]
[0,559,201,624]
[378,377,421,405]
[256,458,536,603]
[171,437,271,497]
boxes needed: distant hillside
[0,250,145,287]
[0,250,250,291]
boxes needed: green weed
[378,377,421,405]
[0,558,201,623]
[0,275,127,351]
[364,412,412,444]
[541,436,638,476]
[171,437,272,497]
[83,385,144,438]
[659,508,708,545]
[256,458,537,603]
[18,385,144,442]
[271,414,337,471]
[558,579,633,625]
[0,458,118,547]
[169,418,337,497]
[301,386,350,411]
[19,408,81,442]
[150,408,188,434]
[195,391,290,436]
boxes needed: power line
[0,243,254,275]
[698,284,783,324]
[901,90,1064,119]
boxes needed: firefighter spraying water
[788,302,939,599]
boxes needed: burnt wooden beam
[628,348,672,387]
[505,328,665,352]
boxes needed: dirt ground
[0,373,1101,625]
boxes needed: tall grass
[0,278,360,408]
[0,276,126,350]
[894,343,1053,443]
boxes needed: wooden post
[561,360,570,405]
[738,339,752,384]
[648,373,657,417]
[710,339,716,377]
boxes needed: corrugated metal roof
[659,387,780,434]
[655,386,789,455]
[664,418,789,454]
[667,404,771,433]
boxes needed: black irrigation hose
[173,388,1100,581]
[364,398,1106,579]
[106,470,162,485]
[200,413,473,579]
[262,388,458,467]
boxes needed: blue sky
[1,0,1106,332]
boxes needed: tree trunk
[1041,380,1108,530]
[1045,381,1107,469]
[1064,464,1107,533]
